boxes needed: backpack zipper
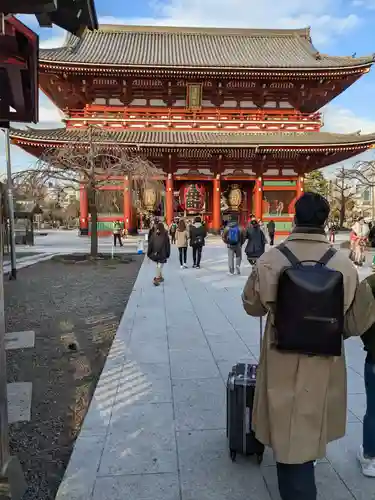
[304,316,337,323]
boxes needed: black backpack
[274,244,344,357]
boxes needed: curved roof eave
[37,58,375,73]
[9,127,375,149]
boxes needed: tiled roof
[39,25,375,70]
[9,127,375,148]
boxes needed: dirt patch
[4,255,143,500]
[51,253,135,264]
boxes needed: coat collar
[286,232,328,243]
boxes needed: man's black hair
[295,192,330,227]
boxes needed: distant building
[60,186,79,209]
[353,164,375,220]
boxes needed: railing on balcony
[66,106,322,124]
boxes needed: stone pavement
[55,242,374,500]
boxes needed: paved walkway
[56,242,374,500]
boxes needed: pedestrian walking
[189,216,207,269]
[169,220,177,244]
[267,219,276,246]
[113,220,123,247]
[222,218,244,275]
[352,217,369,266]
[147,222,171,286]
[244,219,266,265]
[328,221,336,243]
[241,192,375,500]
[357,273,375,477]
[176,219,189,268]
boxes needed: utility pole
[3,127,16,280]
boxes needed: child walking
[147,222,171,286]
[358,274,375,477]
[176,219,189,268]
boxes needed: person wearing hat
[241,192,375,500]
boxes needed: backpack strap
[317,247,337,266]
[277,243,300,267]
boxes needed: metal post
[0,191,9,468]
[4,129,16,280]
[0,194,26,499]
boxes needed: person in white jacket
[352,217,370,265]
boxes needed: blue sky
[2,0,375,174]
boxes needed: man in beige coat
[242,192,375,500]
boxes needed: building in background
[9,25,375,235]
[352,163,375,220]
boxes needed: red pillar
[80,185,89,235]
[296,175,304,199]
[124,176,132,232]
[254,176,263,219]
[247,185,253,220]
[166,173,174,226]
[213,174,221,233]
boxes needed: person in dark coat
[147,222,171,285]
[267,220,276,246]
[245,219,266,265]
[148,218,159,241]
[189,216,207,269]
[369,222,375,248]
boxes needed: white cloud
[102,0,362,47]
[39,32,67,49]
[38,103,63,123]
[321,105,375,173]
[38,0,364,50]
[322,105,375,134]
[352,0,375,9]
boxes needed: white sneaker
[183,263,188,268]
[180,265,184,269]
[358,445,375,477]
[228,271,234,276]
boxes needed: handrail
[65,106,321,123]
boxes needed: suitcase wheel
[230,449,237,462]
[256,453,263,465]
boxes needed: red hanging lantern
[179,183,205,214]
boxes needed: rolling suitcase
[226,318,265,463]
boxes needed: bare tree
[341,160,375,220]
[14,126,162,257]
[12,176,47,208]
[334,166,357,228]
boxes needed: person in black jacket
[147,222,171,286]
[189,216,207,269]
[245,219,266,265]
[148,218,159,241]
[267,220,276,246]
[358,273,375,477]
[369,222,375,248]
